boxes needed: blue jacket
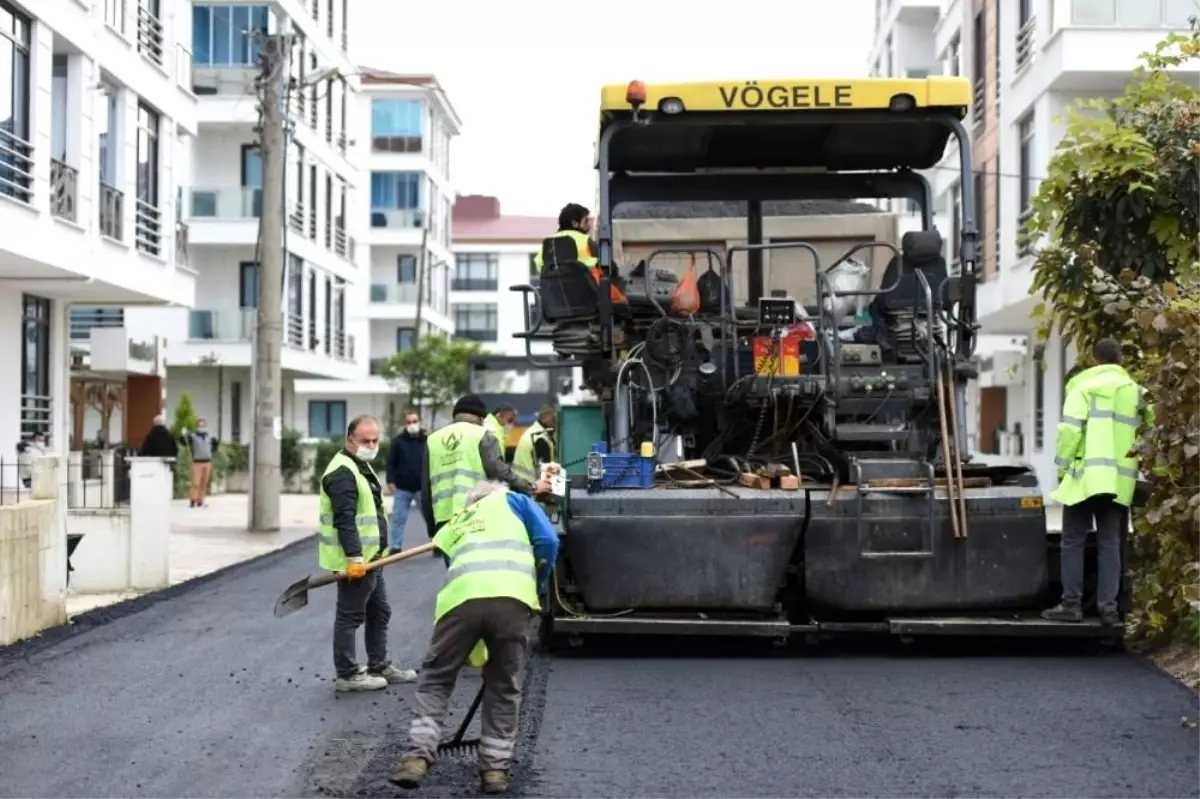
[386,429,426,492]
[439,491,560,594]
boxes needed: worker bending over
[421,394,549,536]
[483,404,517,457]
[534,203,626,304]
[391,480,558,794]
[318,414,418,691]
[512,405,556,485]
[1042,338,1153,626]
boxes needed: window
[287,255,303,316]
[371,99,423,152]
[309,401,346,439]
[324,275,332,355]
[241,144,262,216]
[1,1,32,203]
[230,381,242,442]
[1070,0,1194,26]
[370,172,423,228]
[239,261,259,307]
[137,0,164,65]
[1017,0,1035,68]
[97,83,118,186]
[21,294,52,439]
[974,169,986,269]
[104,0,126,33]
[453,303,498,342]
[993,155,1002,269]
[453,253,499,291]
[946,33,961,77]
[1018,113,1035,255]
[193,5,269,67]
[397,254,417,283]
[135,102,161,255]
[396,327,414,352]
[971,11,985,127]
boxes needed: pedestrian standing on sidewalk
[1042,338,1153,627]
[181,418,219,508]
[390,480,558,794]
[140,415,178,459]
[319,414,419,692]
[385,409,426,552]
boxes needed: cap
[453,394,487,418]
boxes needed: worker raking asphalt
[0,539,1196,799]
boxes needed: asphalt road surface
[1,534,1196,799]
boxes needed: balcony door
[241,144,262,217]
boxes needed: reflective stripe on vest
[317,452,383,571]
[512,421,544,483]
[426,421,488,523]
[430,490,540,621]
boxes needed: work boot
[334,670,388,692]
[480,770,510,794]
[1099,609,1123,628]
[389,757,429,789]
[369,664,418,684]
[1041,603,1083,623]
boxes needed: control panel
[758,297,798,327]
[625,268,679,302]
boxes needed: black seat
[538,263,602,323]
[878,229,947,314]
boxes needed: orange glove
[346,557,367,580]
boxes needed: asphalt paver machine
[513,76,1118,646]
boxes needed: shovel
[273,542,436,618]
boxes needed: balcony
[332,331,355,362]
[0,126,35,205]
[286,313,304,348]
[134,200,162,257]
[1016,18,1036,72]
[972,78,985,129]
[50,160,79,224]
[136,4,165,68]
[187,187,261,219]
[175,220,189,266]
[333,225,355,261]
[370,209,424,229]
[370,283,420,304]
[288,204,306,236]
[99,182,124,241]
[188,308,254,341]
[452,277,499,292]
[69,308,125,341]
[372,135,423,154]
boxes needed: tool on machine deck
[273,542,435,618]
[437,684,485,757]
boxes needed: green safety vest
[431,489,540,668]
[513,421,553,483]
[317,452,383,571]
[532,229,597,274]
[483,413,506,446]
[426,421,488,524]
[1051,363,1154,508]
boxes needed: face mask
[406,423,420,435]
[355,447,378,462]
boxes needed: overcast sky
[354,1,875,216]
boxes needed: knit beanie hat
[453,394,487,418]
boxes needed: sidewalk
[66,493,319,616]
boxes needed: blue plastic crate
[590,442,655,489]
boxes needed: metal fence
[0,457,32,506]
[69,449,133,509]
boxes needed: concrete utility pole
[248,33,289,533]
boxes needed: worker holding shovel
[390,480,558,795]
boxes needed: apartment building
[292,69,460,435]
[132,0,366,445]
[1,0,197,463]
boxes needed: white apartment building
[292,69,459,435]
[872,0,1198,495]
[1,0,197,465]
[145,0,366,445]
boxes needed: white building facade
[1,0,197,465]
[293,70,459,434]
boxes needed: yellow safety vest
[532,229,597,274]
[483,413,506,446]
[317,452,383,571]
[431,490,539,667]
[426,421,488,524]
[1051,363,1153,507]
[513,421,553,483]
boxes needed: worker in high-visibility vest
[533,203,627,304]
[391,480,558,795]
[1042,338,1153,627]
[420,394,550,538]
[512,405,556,485]
[317,414,418,692]
[483,404,517,457]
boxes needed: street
[0,532,1197,799]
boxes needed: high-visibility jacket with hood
[1051,363,1153,507]
[483,413,507,448]
[513,421,553,483]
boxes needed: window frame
[21,294,52,439]
[136,100,160,207]
[1,0,33,201]
[308,400,347,439]
[453,253,499,291]
[452,303,498,342]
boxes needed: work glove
[346,557,366,581]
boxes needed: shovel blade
[273,575,314,618]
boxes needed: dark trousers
[333,570,391,678]
[1060,493,1128,615]
[404,598,533,771]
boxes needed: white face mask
[406,423,420,435]
[355,446,378,462]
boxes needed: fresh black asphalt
[0,528,1196,799]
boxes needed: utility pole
[409,224,429,419]
[248,33,288,532]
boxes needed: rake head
[436,737,480,758]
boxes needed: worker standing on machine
[512,405,556,485]
[534,203,627,304]
[484,404,517,457]
[390,480,557,794]
[421,394,550,536]
[1042,338,1153,627]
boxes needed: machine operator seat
[872,229,948,361]
[536,235,630,326]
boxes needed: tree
[380,336,483,422]
[1025,24,1200,644]
[171,391,200,439]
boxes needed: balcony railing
[136,4,165,67]
[135,200,162,256]
[369,208,424,229]
[371,135,423,154]
[187,186,261,218]
[370,283,421,304]
[307,206,317,240]
[70,308,125,341]
[972,78,985,128]
[336,132,348,155]
[333,331,354,362]
[452,277,499,292]
[307,94,318,129]
[1016,18,1036,71]
[458,329,499,343]
[99,182,124,240]
[50,159,78,223]
[334,225,350,258]
[324,114,333,145]
[175,220,189,266]
[187,308,255,341]
[1016,207,1035,258]
[288,204,305,235]
[285,312,304,348]
[0,126,35,205]
[176,43,193,91]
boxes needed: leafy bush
[1026,25,1200,643]
[221,441,250,473]
[281,427,304,483]
[171,392,200,439]
[172,444,192,500]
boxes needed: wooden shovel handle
[304,542,437,591]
